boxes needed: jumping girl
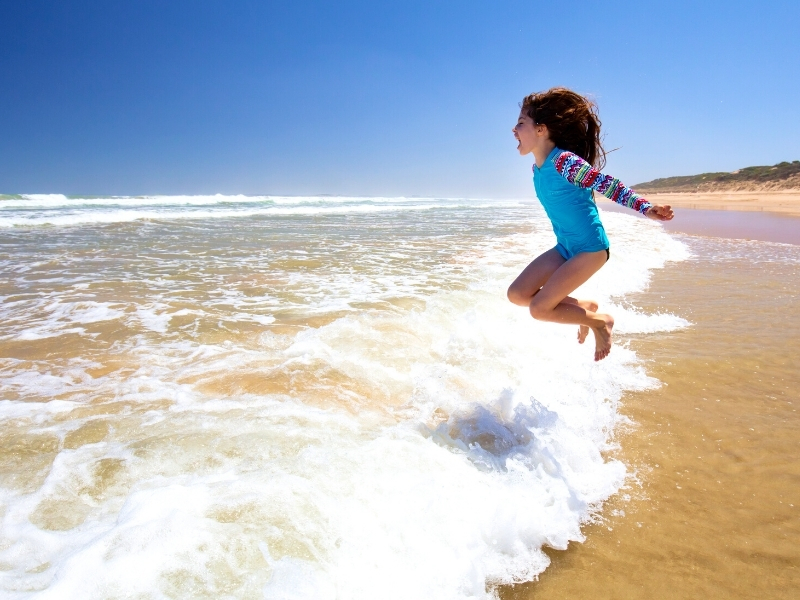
[508,87,674,361]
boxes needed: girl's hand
[645,204,674,221]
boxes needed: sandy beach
[503,210,800,599]
[633,190,800,217]
[598,192,800,246]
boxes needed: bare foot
[591,314,614,361]
[576,301,598,345]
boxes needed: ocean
[0,194,689,598]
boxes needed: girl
[508,87,674,361]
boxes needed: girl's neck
[532,139,556,168]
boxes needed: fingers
[655,205,673,221]
[648,204,674,221]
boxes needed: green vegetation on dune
[634,160,800,192]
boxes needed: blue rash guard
[533,146,652,260]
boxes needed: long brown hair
[521,87,606,169]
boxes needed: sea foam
[0,197,688,599]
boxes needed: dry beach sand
[643,190,800,217]
[598,192,800,246]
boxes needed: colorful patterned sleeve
[553,150,652,215]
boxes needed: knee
[588,300,598,312]
[507,284,525,306]
[528,299,549,321]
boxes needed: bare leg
[507,248,565,307]
[527,250,614,361]
[562,297,599,344]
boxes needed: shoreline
[502,230,800,599]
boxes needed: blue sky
[1,0,798,197]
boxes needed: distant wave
[0,194,505,209]
[0,195,524,227]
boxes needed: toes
[594,346,611,361]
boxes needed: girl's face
[512,110,545,155]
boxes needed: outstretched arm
[553,151,673,220]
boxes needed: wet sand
[502,232,800,598]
